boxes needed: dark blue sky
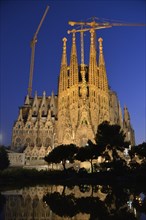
[0,0,145,146]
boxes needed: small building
[7,150,25,167]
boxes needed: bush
[0,146,9,170]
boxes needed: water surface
[0,184,146,220]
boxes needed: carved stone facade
[11,30,135,161]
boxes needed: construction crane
[68,20,146,66]
[27,6,49,97]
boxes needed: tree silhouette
[130,142,146,158]
[0,146,10,170]
[95,121,130,171]
[43,192,78,217]
[95,121,129,150]
[44,144,78,170]
[76,140,99,173]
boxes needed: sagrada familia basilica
[11,24,135,166]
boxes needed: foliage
[44,144,78,170]
[43,185,138,220]
[94,121,131,172]
[95,121,129,150]
[0,193,6,213]
[43,191,108,219]
[0,146,10,170]
[75,140,99,173]
[43,192,78,217]
[130,142,146,158]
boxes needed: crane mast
[68,20,146,67]
[28,6,49,97]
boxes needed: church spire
[123,105,130,127]
[25,94,30,105]
[59,38,68,94]
[98,37,108,91]
[18,108,23,121]
[69,31,78,87]
[61,37,67,65]
[118,101,123,128]
[89,29,97,85]
[98,37,105,65]
[123,105,135,146]
[41,91,46,104]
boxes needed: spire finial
[25,94,30,105]
[72,30,76,44]
[43,91,46,97]
[61,37,67,65]
[62,37,67,51]
[90,28,95,45]
[98,37,103,54]
[35,91,37,97]
[18,108,23,121]
[98,37,105,65]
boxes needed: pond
[0,184,146,220]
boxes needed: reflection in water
[0,185,146,220]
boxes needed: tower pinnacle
[89,28,97,85]
[58,37,68,94]
[61,37,67,65]
[69,30,78,86]
[98,37,105,65]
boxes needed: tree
[129,142,146,167]
[44,144,78,170]
[95,122,129,172]
[131,142,146,158]
[95,121,129,150]
[0,146,10,170]
[76,140,99,173]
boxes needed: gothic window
[18,125,20,129]
[28,124,30,129]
